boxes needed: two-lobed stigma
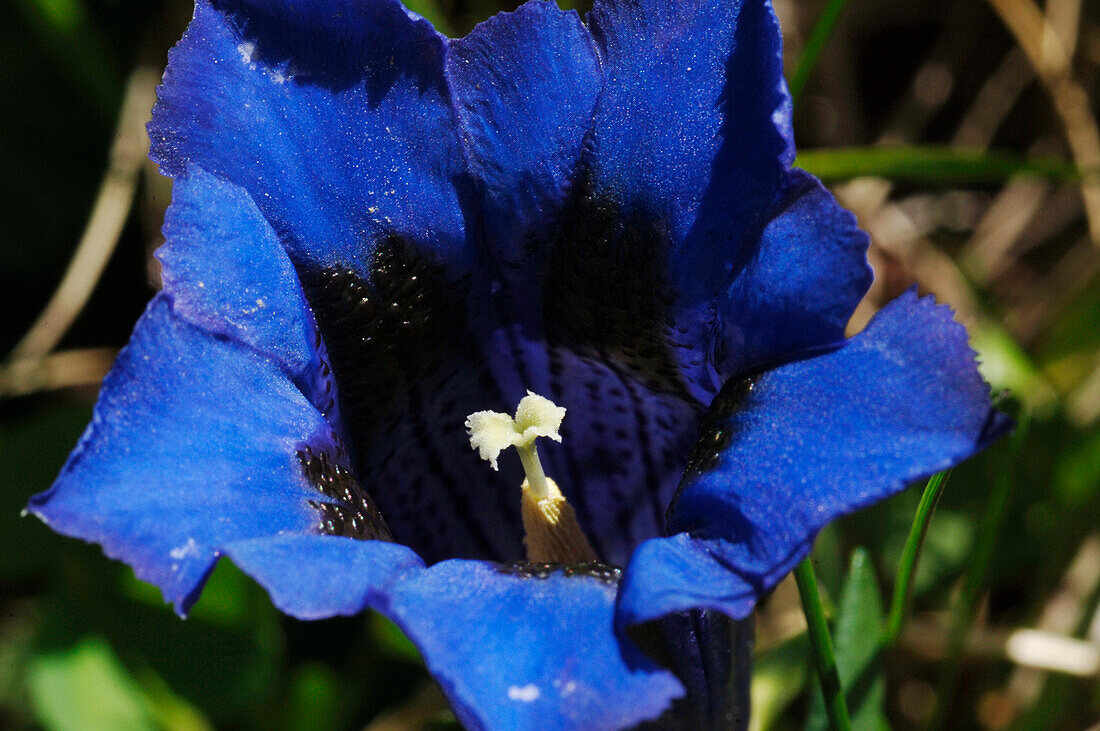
[466,392,598,564]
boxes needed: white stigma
[466,392,597,563]
[465,391,565,499]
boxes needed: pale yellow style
[466,392,598,564]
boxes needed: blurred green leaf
[855,490,976,605]
[120,555,262,631]
[26,631,211,731]
[972,325,1058,417]
[134,670,213,731]
[425,711,463,730]
[796,146,1079,185]
[1037,273,1100,391]
[403,0,453,36]
[12,0,121,116]
[34,554,283,729]
[370,612,423,665]
[812,523,846,602]
[26,0,85,31]
[911,510,974,596]
[280,663,340,731]
[27,635,156,731]
[1054,427,1100,505]
[808,548,889,731]
[932,419,1029,727]
[0,600,38,723]
[112,592,282,724]
[749,632,809,731]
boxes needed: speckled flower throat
[293,195,707,568]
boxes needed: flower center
[466,392,599,564]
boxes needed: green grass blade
[796,146,1081,185]
[883,470,951,647]
[788,0,850,107]
[795,559,853,731]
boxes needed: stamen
[466,392,598,563]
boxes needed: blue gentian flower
[28,0,1009,727]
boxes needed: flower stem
[883,470,951,647]
[794,558,852,731]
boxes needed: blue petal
[224,535,423,619]
[227,546,686,729]
[618,291,1010,625]
[157,167,336,418]
[26,295,357,613]
[384,561,684,731]
[148,1,537,564]
[618,534,759,627]
[446,0,601,291]
[719,169,872,375]
[586,0,793,297]
[520,0,801,405]
[149,0,469,271]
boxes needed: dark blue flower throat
[297,236,525,564]
[541,179,695,400]
[292,188,714,568]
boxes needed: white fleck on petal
[507,684,540,702]
[169,537,199,560]
[237,42,256,65]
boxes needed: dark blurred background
[1,0,1098,728]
